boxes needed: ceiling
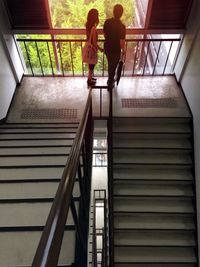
[2,0,194,30]
[146,0,193,29]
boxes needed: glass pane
[48,0,139,28]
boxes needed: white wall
[174,0,200,259]
[174,0,200,82]
[0,39,16,119]
[0,0,24,120]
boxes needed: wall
[0,38,16,119]
[174,0,200,259]
[174,0,200,82]
[0,0,24,120]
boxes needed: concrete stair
[112,117,197,267]
[0,122,80,267]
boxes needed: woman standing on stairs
[85,8,103,86]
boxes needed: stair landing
[6,76,190,123]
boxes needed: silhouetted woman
[85,8,103,86]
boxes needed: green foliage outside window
[18,0,135,75]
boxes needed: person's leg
[106,53,120,87]
[88,64,93,80]
[87,64,96,85]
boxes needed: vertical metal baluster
[81,42,84,76]
[58,42,64,76]
[143,41,150,76]
[51,35,60,73]
[47,41,54,76]
[14,39,26,72]
[69,42,74,76]
[104,191,107,267]
[152,41,162,76]
[24,41,34,76]
[163,41,173,75]
[103,51,105,77]
[122,41,128,76]
[102,44,105,76]
[93,196,97,267]
[70,197,86,252]
[81,144,88,196]
[78,163,87,215]
[100,89,102,118]
[132,41,139,76]
[171,38,182,73]
[35,41,44,76]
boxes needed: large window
[15,0,182,76]
[48,0,136,28]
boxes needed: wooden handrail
[32,88,92,267]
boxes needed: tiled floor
[7,75,191,122]
[113,76,191,117]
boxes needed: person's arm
[91,27,104,52]
[120,39,125,54]
[120,24,126,54]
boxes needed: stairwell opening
[88,120,108,267]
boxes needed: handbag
[82,27,98,65]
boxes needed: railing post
[51,34,60,73]
[23,41,34,76]
[70,196,87,253]
[78,162,87,216]
[104,192,107,267]
[108,88,113,267]
[47,41,55,76]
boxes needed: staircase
[111,117,198,267]
[0,122,80,267]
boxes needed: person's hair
[113,4,123,19]
[86,8,99,35]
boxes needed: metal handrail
[16,38,181,42]
[32,88,93,267]
[16,36,181,77]
[107,89,113,267]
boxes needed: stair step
[112,116,196,267]
[113,117,191,133]
[113,197,194,213]
[0,155,68,167]
[0,167,64,180]
[114,263,196,267]
[0,122,81,267]
[0,123,79,128]
[0,128,78,133]
[113,149,192,165]
[0,139,73,147]
[114,246,196,263]
[0,181,79,199]
[0,146,71,155]
[113,181,194,197]
[0,202,77,226]
[113,165,193,181]
[113,133,192,149]
[0,230,75,266]
[114,229,195,247]
[0,133,76,140]
[114,213,195,230]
